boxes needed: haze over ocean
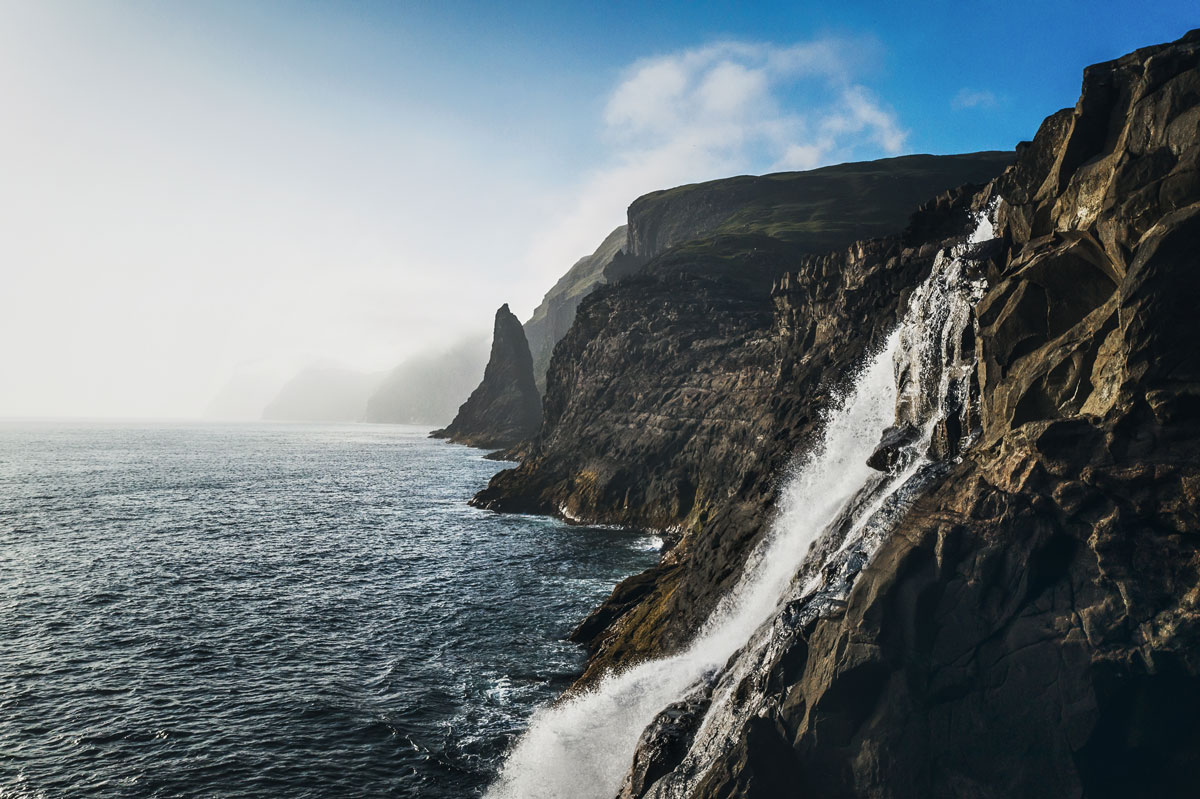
[1,0,1195,419]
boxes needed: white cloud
[818,84,909,153]
[698,61,769,119]
[526,38,908,287]
[952,88,999,110]
[774,142,826,171]
[604,58,691,134]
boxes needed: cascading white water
[487,206,997,799]
[637,207,997,799]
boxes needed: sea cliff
[484,29,1200,799]
[517,153,1013,393]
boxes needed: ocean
[0,421,659,798]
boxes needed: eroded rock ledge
[472,174,1011,679]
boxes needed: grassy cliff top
[627,151,1014,256]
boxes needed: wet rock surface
[475,226,970,682]
[431,304,541,450]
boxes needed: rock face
[524,225,628,392]
[716,32,1200,799]
[431,304,541,450]
[520,153,1014,394]
[477,230,938,670]
[474,186,1010,677]
[621,152,1015,260]
[485,30,1200,799]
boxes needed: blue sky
[0,1,1195,417]
[136,1,1197,162]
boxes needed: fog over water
[0,3,932,419]
[5,3,1186,420]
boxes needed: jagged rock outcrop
[474,178,1010,679]
[431,304,541,450]
[476,28,1200,799]
[614,30,1200,799]
[478,231,946,675]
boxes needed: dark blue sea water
[0,422,659,798]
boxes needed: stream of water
[488,208,996,799]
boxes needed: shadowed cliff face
[431,304,541,450]
[482,29,1200,799]
[524,226,628,393]
[474,187,1009,675]
[623,30,1200,799]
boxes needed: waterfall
[487,206,997,799]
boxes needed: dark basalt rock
[866,424,922,473]
[430,304,541,450]
[619,687,715,799]
[667,29,1200,799]
[472,29,1199,799]
[522,154,1015,394]
[470,27,1200,799]
[472,232,946,680]
[523,225,628,393]
[474,179,1008,688]
[471,160,1012,683]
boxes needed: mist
[364,336,491,426]
[201,334,490,425]
[261,368,385,423]
[0,2,1022,420]
[0,3,561,419]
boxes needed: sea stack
[431,303,542,450]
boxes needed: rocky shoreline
[463,29,1200,799]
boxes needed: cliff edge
[485,29,1200,799]
[685,30,1200,799]
[520,153,1014,395]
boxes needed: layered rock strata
[524,226,628,393]
[475,186,1002,679]
[520,153,1014,395]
